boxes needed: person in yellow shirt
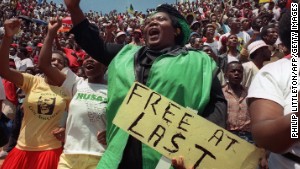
[0,18,71,169]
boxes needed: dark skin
[262,28,279,46]
[131,31,143,45]
[226,34,239,57]
[228,17,241,35]
[252,18,263,32]
[251,47,271,69]
[0,19,28,88]
[241,19,251,31]
[224,63,244,98]
[249,94,300,153]
[205,26,215,43]
[9,47,17,56]
[202,46,218,62]
[38,17,106,144]
[143,12,176,50]
[63,0,197,168]
[115,34,126,44]
[191,38,202,49]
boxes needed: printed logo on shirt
[237,37,244,51]
[37,95,56,115]
[73,91,107,123]
[76,93,107,102]
[28,93,61,120]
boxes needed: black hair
[260,25,276,41]
[261,13,274,22]
[225,61,242,73]
[156,4,185,21]
[52,50,70,67]
[251,16,262,30]
[169,15,185,45]
[202,24,215,36]
[189,36,195,44]
[19,47,29,57]
[156,4,186,46]
[191,22,201,30]
[199,45,211,51]
[278,11,291,50]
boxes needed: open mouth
[231,41,238,45]
[272,36,278,42]
[85,63,95,70]
[233,76,242,80]
[148,28,160,38]
[207,31,214,36]
[51,64,59,69]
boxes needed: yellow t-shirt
[16,73,70,151]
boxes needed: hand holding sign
[113,82,263,169]
[172,156,194,169]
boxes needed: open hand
[52,127,66,142]
[172,156,194,169]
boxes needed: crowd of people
[0,0,298,168]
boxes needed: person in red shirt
[2,59,18,120]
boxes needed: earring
[176,28,181,35]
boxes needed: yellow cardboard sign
[113,82,263,169]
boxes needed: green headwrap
[155,4,191,46]
[177,18,191,45]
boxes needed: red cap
[10,44,18,47]
[37,43,43,47]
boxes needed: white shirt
[227,55,239,63]
[9,55,22,70]
[204,40,219,55]
[219,31,251,50]
[263,3,281,21]
[19,58,34,71]
[62,69,107,156]
[242,61,260,89]
[247,58,300,169]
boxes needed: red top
[63,48,81,69]
[2,79,18,105]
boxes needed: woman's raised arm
[38,17,66,86]
[0,19,24,87]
